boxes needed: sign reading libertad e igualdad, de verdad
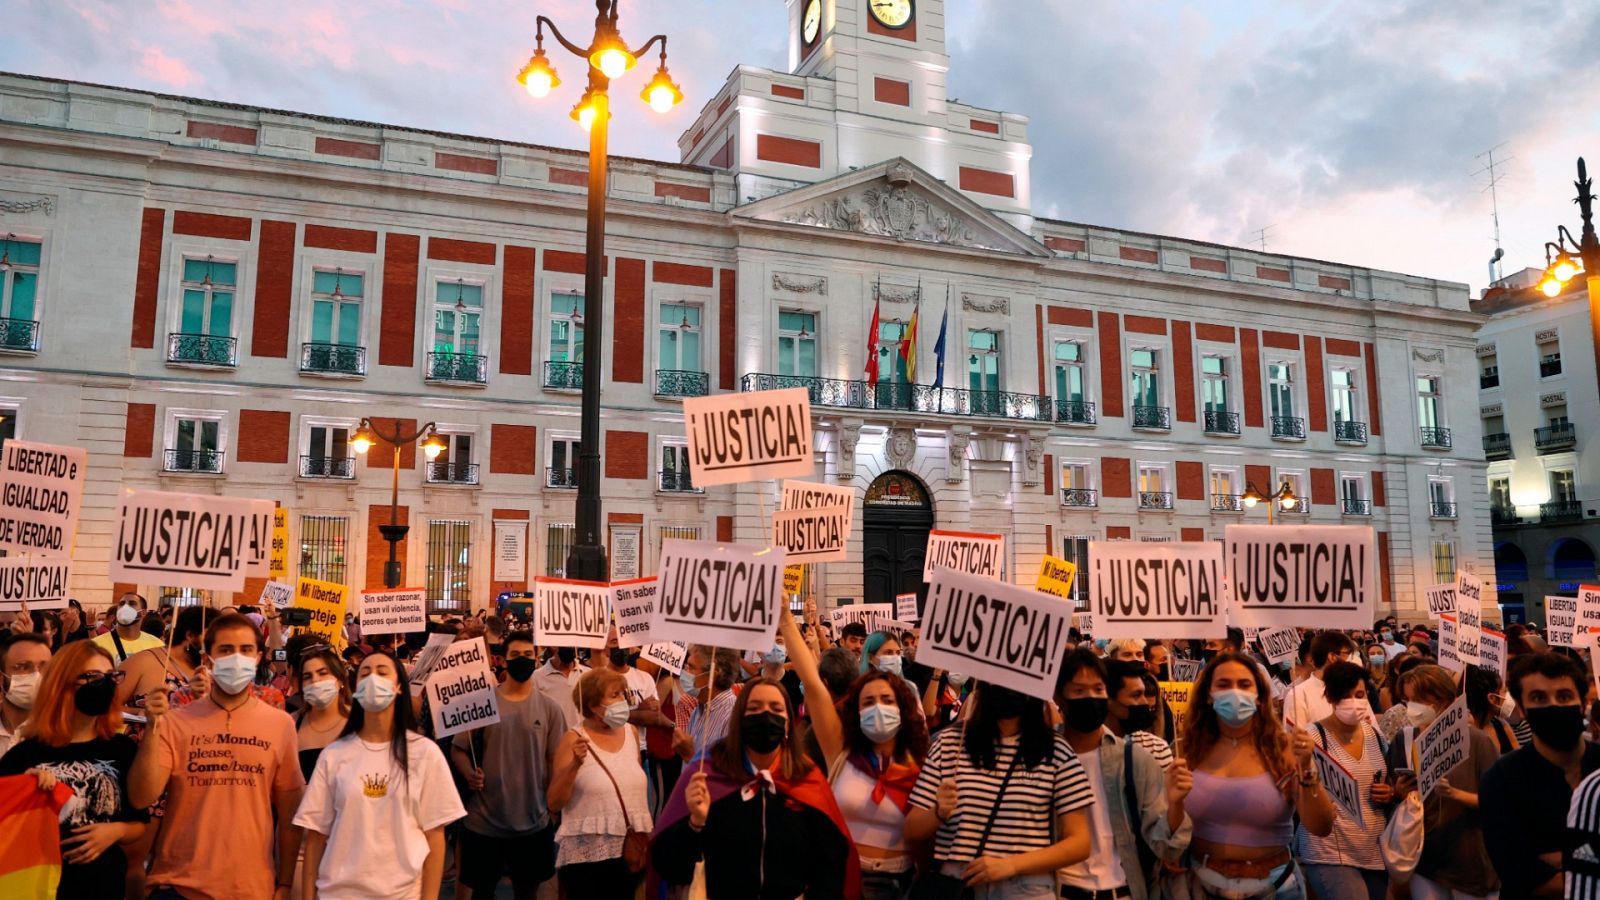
[0,439,87,556]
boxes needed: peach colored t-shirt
[147,695,305,900]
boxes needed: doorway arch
[862,470,935,605]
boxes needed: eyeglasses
[77,670,126,686]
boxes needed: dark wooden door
[862,471,934,606]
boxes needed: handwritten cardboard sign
[895,592,920,622]
[426,637,500,738]
[295,577,350,647]
[1480,626,1507,682]
[651,539,787,653]
[1224,525,1376,629]
[534,577,611,649]
[1548,595,1579,648]
[358,588,427,635]
[1170,657,1203,684]
[258,581,294,610]
[0,440,86,555]
[1088,540,1227,639]
[923,530,1004,580]
[1312,744,1365,827]
[1258,626,1301,668]
[1438,614,1463,673]
[269,507,289,579]
[919,567,1072,702]
[1424,583,1457,618]
[683,388,814,486]
[641,641,687,676]
[1456,571,1482,666]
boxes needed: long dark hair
[709,676,811,782]
[840,671,929,764]
[964,681,1056,770]
[339,650,417,778]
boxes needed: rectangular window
[878,320,909,385]
[545,523,575,577]
[1201,355,1229,413]
[425,520,473,612]
[309,269,363,346]
[1340,474,1366,502]
[1416,375,1443,429]
[1331,368,1358,423]
[1548,405,1570,428]
[658,302,702,372]
[1428,477,1453,505]
[967,330,1000,393]
[1130,349,1161,408]
[429,432,477,484]
[1061,534,1092,609]
[658,525,702,555]
[1061,462,1090,489]
[1054,341,1086,403]
[433,280,483,356]
[1268,362,1296,419]
[0,237,41,323]
[548,436,580,487]
[1138,464,1166,494]
[660,442,695,491]
[179,256,237,337]
[1209,466,1237,497]
[1484,414,1505,435]
[298,515,348,585]
[304,424,354,478]
[1539,334,1562,378]
[1479,352,1499,389]
[1551,469,1577,504]
[1275,470,1305,513]
[1433,542,1457,584]
[777,311,817,377]
[1490,476,1511,510]
[168,415,222,473]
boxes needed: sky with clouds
[6,0,1598,293]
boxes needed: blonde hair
[572,667,626,721]
[1400,664,1457,707]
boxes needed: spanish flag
[0,774,73,899]
[898,303,918,384]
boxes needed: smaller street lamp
[352,418,447,588]
[1242,480,1299,525]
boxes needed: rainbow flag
[0,774,72,899]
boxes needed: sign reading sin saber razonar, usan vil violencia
[918,567,1073,702]
[650,539,788,654]
[683,388,814,487]
[1223,525,1376,630]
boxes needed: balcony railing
[1335,420,1368,444]
[1271,416,1306,440]
[1491,505,1520,526]
[1536,423,1576,453]
[1132,405,1171,431]
[426,461,479,485]
[544,360,584,390]
[299,455,355,479]
[1429,500,1458,519]
[738,374,1052,422]
[1212,493,1243,512]
[1139,491,1174,510]
[659,470,701,493]
[1541,358,1563,378]
[301,342,366,376]
[1420,427,1452,449]
[1483,432,1513,459]
[0,318,40,353]
[167,333,237,367]
[655,370,708,398]
[1480,373,1499,389]
[1061,488,1098,508]
[1342,498,1372,516]
[427,351,488,385]
[1055,400,1097,425]
[1542,500,1582,523]
[164,448,222,474]
[1204,409,1240,435]
[546,467,577,489]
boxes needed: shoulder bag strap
[586,729,635,831]
[1315,721,1329,750]
[110,629,127,662]
[968,743,1025,859]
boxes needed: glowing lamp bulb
[1280,496,1298,511]
[524,69,554,98]
[1242,495,1259,508]
[597,47,631,79]
[577,104,599,131]
[648,83,676,113]
[1540,276,1564,298]
[1553,259,1580,283]
[351,435,373,455]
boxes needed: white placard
[0,557,72,611]
[919,567,1073,702]
[781,480,854,512]
[0,440,87,556]
[1224,525,1376,629]
[1578,584,1600,636]
[1416,695,1470,801]
[1170,658,1203,684]
[493,521,527,582]
[650,539,787,653]
[1258,626,1301,667]
[242,501,275,579]
[610,577,657,648]
[610,526,641,580]
[1312,743,1365,827]
[1548,595,1579,647]
[771,507,849,563]
[407,632,457,690]
[923,530,1005,580]
[830,603,894,635]
[1456,571,1482,666]
[359,588,427,635]
[1424,583,1457,618]
[1438,614,1464,673]
[1087,540,1228,639]
[109,490,268,592]
[874,617,918,637]
[534,577,611,649]
[895,592,919,622]
[1074,612,1094,635]
[258,581,294,610]
[683,388,814,486]
[425,637,501,738]
[642,641,687,676]
[1480,626,1507,681]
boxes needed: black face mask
[1120,703,1158,733]
[983,685,1030,719]
[1526,704,1585,749]
[1154,664,1171,681]
[1063,697,1109,733]
[505,657,537,683]
[74,677,117,717]
[184,642,202,666]
[740,711,788,754]
[609,648,629,668]
[1200,649,1218,664]
[557,647,577,665]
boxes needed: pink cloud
[138,47,200,89]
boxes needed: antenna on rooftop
[1473,143,1513,284]
[1253,225,1275,252]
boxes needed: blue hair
[860,630,897,673]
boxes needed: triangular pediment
[732,158,1051,258]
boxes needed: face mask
[74,676,118,716]
[609,648,629,668]
[983,685,1029,719]
[1498,693,1517,719]
[1380,630,1392,641]
[1201,649,1218,664]
[1064,696,1109,733]
[354,674,398,712]
[1368,654,1386,668]
[763,645,787,666]
[505,656,537,683]
[601,699,631,728]
[1211,688,1257,726]
[116,604,140,626]
[946,672,968,690]
[1405,701,1438,729]
[302,679,340,709]
[1527,704,1586,749]
[859,704,902,743]
[1334,698,1367,726]
[1120,702,1157,733]
[185,642,203,666]
[557,647,577,665]
[1154,664,1170,681]
[682,674,703,699]
[740,711,788,754]
[875,655,903,677]
[211,654,258,695]
[5,671,39,710]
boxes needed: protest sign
[241,501,275,579]
[258,581,294,610]
[1416,695,1470,801]
[683,388,813,486]
[919,567,1072,701]
[895,592,919,622]
[1258,626,1301,668]
[610,577,657,648]
[1480,626,1507,681]
[534,577,611,649]
[0,440,86,555]
[1170,658,1203,684]
[875,617,918,637]
[830,603,894,635]
[295,577,350,647]
[1548,595,1579,648]
[358,588,427,635]
[1456,571,1482,666]
[923,530,1004,580]
[1438,614,1464,673]
[642,641,688,676]
[407,632,457,690]
[1035,555,1078,600]
[1579,584,1600,636]
[783,565,804,597]
[269,508,289,579]
[1424,583,1457,618]
[110,490,266,592]
[651,539,787,653]
[1074,611,1094,635]
[1160,681,1192,732]
[426,637,500,738]
[1224,525,1376,629]
[1312,744,1365,827]
[1087,540,1227,639]
[771,507,849,563]
[781,480,854,512]
[0,557,71,611]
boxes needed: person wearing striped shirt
[1294,661,1391,900]
[907,681,1094,898]
[1565,766,1600,900]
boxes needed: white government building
[0,0,1490,617]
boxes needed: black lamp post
[1241,480,1299,525]
[352,418,446,588]
[516,1,682,582]
[1537,158,1600,385]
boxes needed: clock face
[803,0,822,43]
[868,0,913,29]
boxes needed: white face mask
[5,671,40,710]
[354,674,397,712]
[1405,701,1438,729]
[1334,698,1366,727]
[1499,693,1517,719]
[601,700,631,728]
[211,654,258,695]
[115,605,140,627]
[301,679,340,710]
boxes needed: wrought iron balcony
[1482,432,1512,459]
[1139,491,1174,510]
[301,342,366,376]
[1061,488,1098,508]
[1212,493,1243,512]
[1203,409,1240,435]
[1536,423,1576,453]
[659,470,701,493]
[738,374,1052,422]
[166,333,237,367]
[1429,500,1457,519]
[300,455,355,479]
[1271,416,1306,440]
[1541,357,1563,378]
[546,467,577,489]
[0,318,39,353]
[164,448,222,474]
[543,360,583,390]
[1420,427,1452,450]
[1055,400,1097,425]
[1491,505,1519,526]
[1342,498,1372,516]
[1132,405,1171,431]
[655,369,708,398]
[1479,372,1499,389]
[427,351,488,385]
[426,461,479,485]
[1542,500,1582,523]
[1335,420,1368,444]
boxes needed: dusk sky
[8,0,1598,294]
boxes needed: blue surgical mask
[1211,688,1258,726]
[875,655,903,677]
[682,673,703,699]
[763,645,787,665]
[860,704,902,743]
[946,672,968,690]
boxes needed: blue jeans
[1301,864,1386,900]
[861,868,914,900]
[937,862,1056,899]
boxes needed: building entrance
[862,471,934,606]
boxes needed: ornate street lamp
[1241,480,1299,525]
[352,419,446,588]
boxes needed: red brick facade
[236,410,291,464]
